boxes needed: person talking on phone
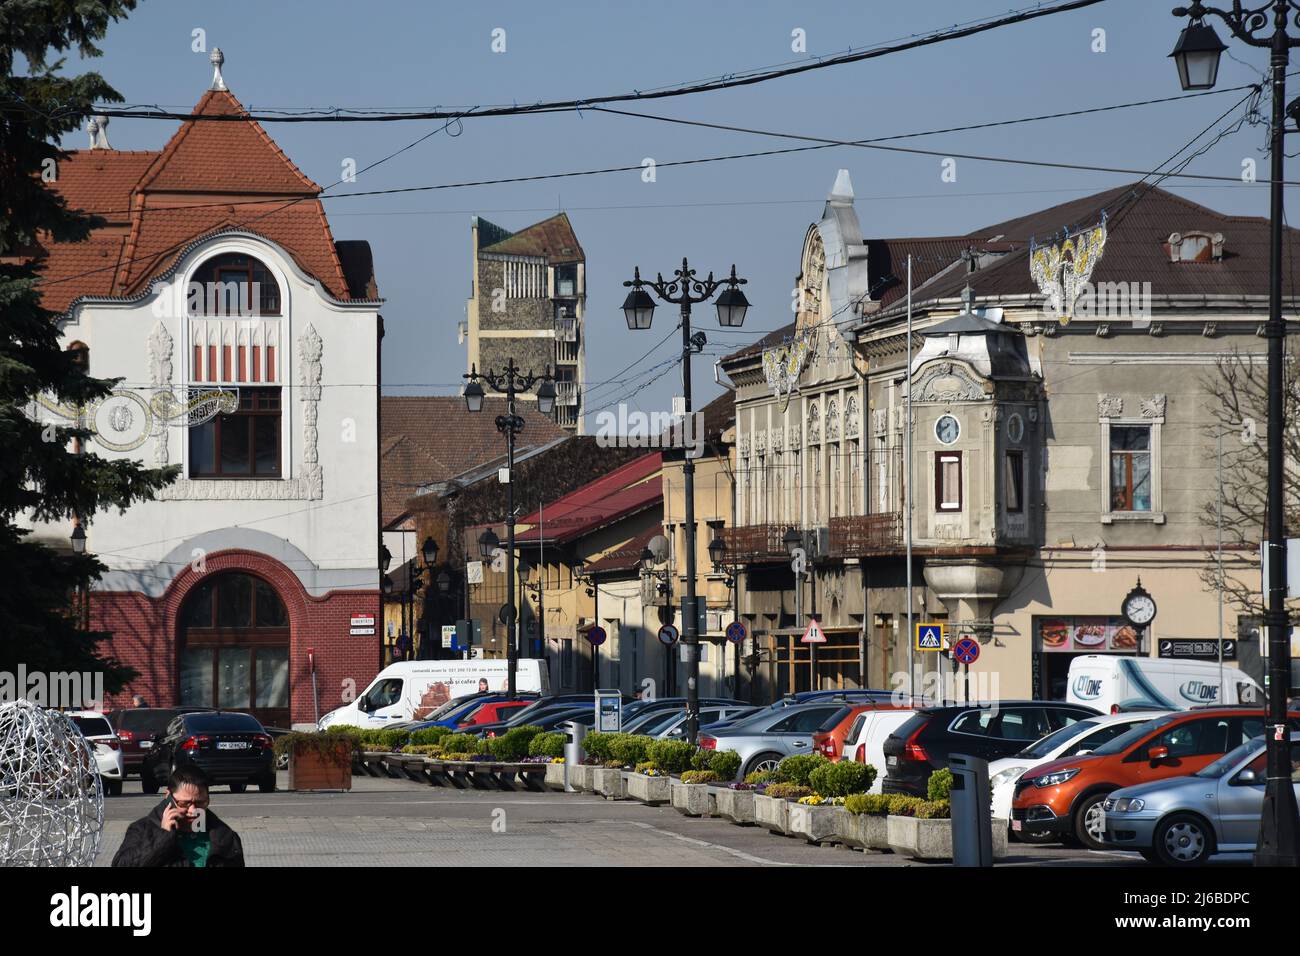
[112,765,245,867]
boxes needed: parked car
[634,705,757,740]
[106,706,215,777]
[141,711,276,794]
[1011,706,1300,850]
[405,692,540,730]
[458,699,537,728]
[68,711,125,796]
[473,701,596,738]
[987,711,1168,840]
[1099,732,1300,865]
[699,701,857,778]
[840,706,920,793]
[882,701,1100,798]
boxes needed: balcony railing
[828,513,903,555]
[556,317,578,342]
[717,524,796,563]
[556,381,579,407]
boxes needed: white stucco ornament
[0,700,104,866]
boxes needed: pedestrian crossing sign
[915,622,944,652]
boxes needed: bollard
[562,720,586,793]
[949,753,993,867]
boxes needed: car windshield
[1196,737,1264,779]
[70,716,112,737]
[1015,719,1102,759]
[636,710,684,736]
[1092,713,1178,756]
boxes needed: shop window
[935,451,962,512]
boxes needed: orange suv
[1011,707,1299,850]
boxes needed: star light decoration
[762,334,812,412]
[0,700,104,867]
[1029,213,1108,325]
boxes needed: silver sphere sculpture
[0,700,104,866]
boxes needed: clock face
[1006,413,1024,444]
[935,414,960,445]
[1124,593,1157,625]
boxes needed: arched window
[179,572,289,725]
[188,253,281,316]
[66,340,89,372]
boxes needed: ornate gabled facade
[27,53,383,728]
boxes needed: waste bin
[948,753,993,867]
[562,720,587,793]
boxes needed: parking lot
[94,773,1212,867]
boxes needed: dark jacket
[111,800,245,867]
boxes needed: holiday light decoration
[1030,213,1107,325]
[762,334,811,412]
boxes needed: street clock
[1121,579,1157,627]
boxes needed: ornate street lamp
[478,528,500,560]
[621,258,749,745]
[421,536,439,567]
[463,358,556,696]
[1171,0,1300,866]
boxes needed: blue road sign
[586,625,607,647]
[952,636,981,666]
[915,622,944,652]
[725,621,748,643]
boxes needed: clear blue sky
[70,0,1281,423]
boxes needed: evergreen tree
[0,1,176,694]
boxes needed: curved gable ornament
[911,360,988,404]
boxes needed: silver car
[699,701,855,779]
[1100,732,1300,865]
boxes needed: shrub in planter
[408,726,454,746]
[680,769,719,785]
[441,752,478,761]
[744,769,777,786]
[355,728,410,751]
[273,729,360,761]
[648,739,696,774]
[844,793,891,816]
[581,731,618,763]
[609,733,654,767]
[927,767,954,802]
[763,782,813,800]
[809,760,876,798]
[439,734,483,756]
[775,753,830,788]
[706,750,742,781]
[886,795,926,817]
[916,799,951,819]
[634,760,658,774]
[486,725,543,760]
[528,731,566,758]
[401,744,445,756]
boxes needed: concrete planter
[593,767,628,799]
[714,787,757,825]
[544,762,567,791]
[670,781,716,817]
[626,772,671,805]
[563,762,596,792]
[835,811,890,851]
[787,803,842,845]
[887,815,952,860]
[753,793,791,834]
[992,819,1010,859]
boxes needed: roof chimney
[209,47,226,91]
[87,114,111,149]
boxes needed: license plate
[139,741,153,748]
[1011,819,1023,832]
[217,741,249,750]
[886,756,898,766]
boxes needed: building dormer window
[189,253,281,316]
[1166,231,1224,264]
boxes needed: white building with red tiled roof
[28,52,383,729]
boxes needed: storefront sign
[1158,639,1236,661]
[350,613,375,636]
[1037,616,1139,653]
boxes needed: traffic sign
[498,603,517,626]
[725,620,748,644]
[952,636,980,666]
[801,618,827,644]
[657,624,680,646]
[585,625,607,647]
[915,622,944,651]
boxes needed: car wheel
[1073,792,1111,851]
[229,782,247,793]
[743,752,783,777]
[1154,813,1215,866]
[258,773,277,793]
[276,751,289,771]
[140,767,159,794]
[106,780,123,797]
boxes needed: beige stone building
[721,173,1285,702]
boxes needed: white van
[1065,655,1262,714]
[317,659,549,730]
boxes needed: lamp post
[708,534,743,700]
[623,259,749,745]
[70,523,88,631]
[1170,0,1299,866]
[575,561,599,691]
[464,360,555,696]
[783,527,810,692]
